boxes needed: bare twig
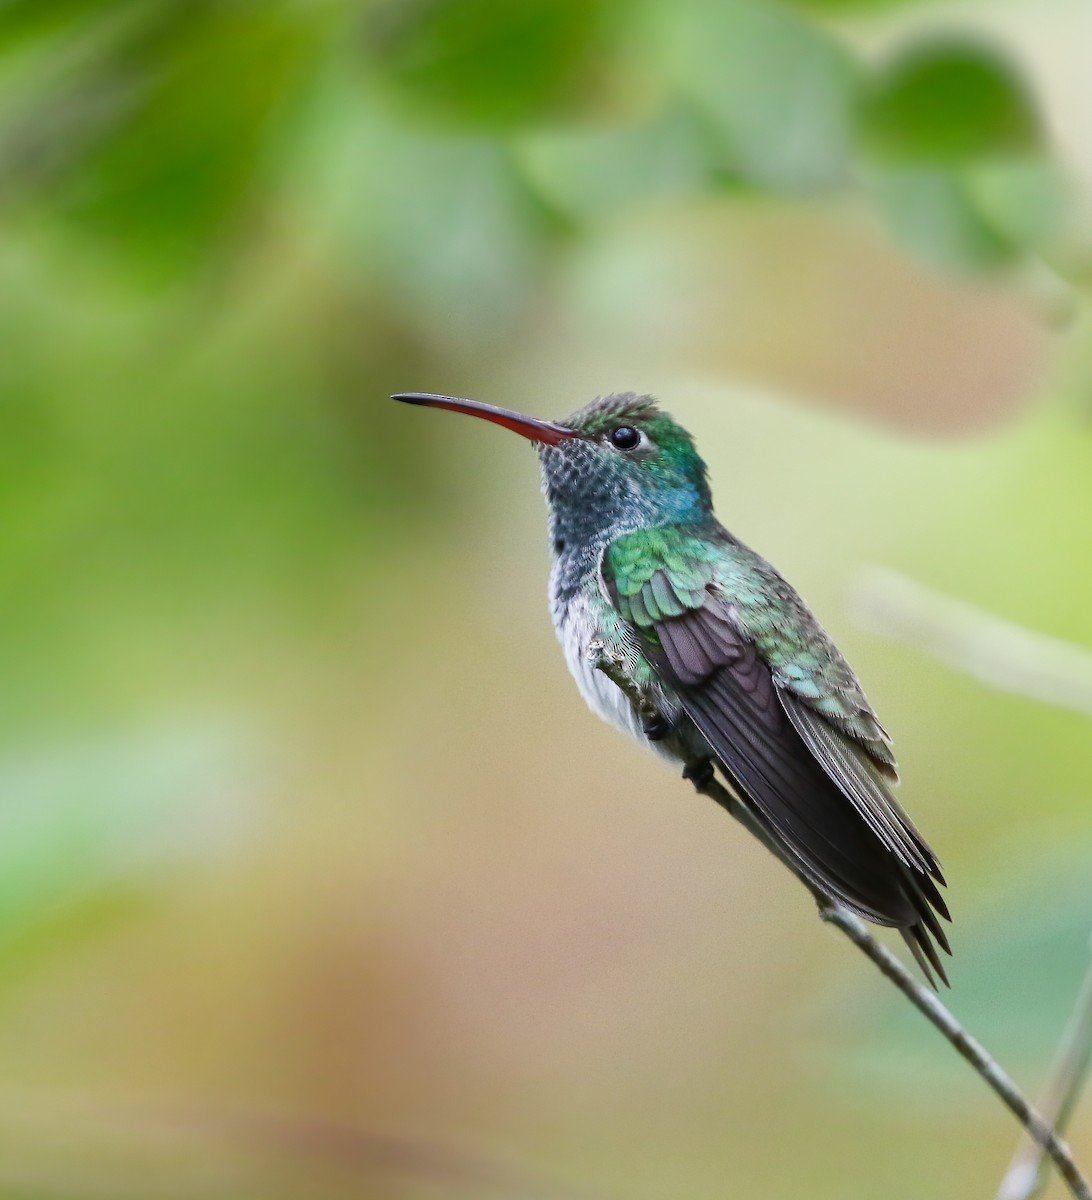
[852,566,1092,1195]
[588,645,1092,1200]
[851,567,1092,718]
[696,772,1091,1200]
[818,901,1090,1200]
[997,948,1092,1200]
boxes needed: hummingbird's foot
[682,758,715,792]
[642,714,673,741]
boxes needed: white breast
[555,588,649,743]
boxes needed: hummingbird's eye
[609,425,641,451]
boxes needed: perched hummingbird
[392,391,951,984]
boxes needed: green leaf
[673,0,861,192]
[871,166,1017,270]
[859,38,1042,164]
[329,112,553,337]
[516,104,713,220]
[3,4,328,277]
[363,0,623,129]
[964,158,1069,249]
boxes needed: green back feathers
[607,527,721,623]
[604,525,897,771]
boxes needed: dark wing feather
[635,583,951,985]
[781,695,947,889]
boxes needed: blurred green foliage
[0,0,1083,280]
[0,1,1090,1197]
[859,39,1041,164]
[364,0,623,127]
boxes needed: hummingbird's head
[391,391,712,546]
[542,391,712,527]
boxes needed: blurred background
[2,0,1091,1197]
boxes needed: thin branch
[818,901,1090,1200]
[850,567,1092,718]
[695,771,1091,1200]
[588,646,1092,1200]
[997,949,1092,1200]
[851,566,1092,1196]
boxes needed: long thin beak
[391,393,578,446]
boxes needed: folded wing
[605,530,951,985]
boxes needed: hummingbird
[392,391,951,985]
